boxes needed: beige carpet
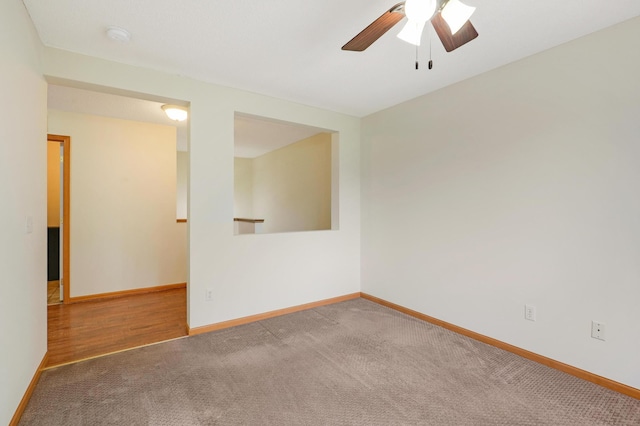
[21,298,640,425]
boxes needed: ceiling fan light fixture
[397,0,437,46]
[441,0,476,35]
[397,20,426,46]
[404,0,438,23]
[161,104,188,122]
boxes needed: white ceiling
[48,84,324,157]
[25,1,640,117]
[235,114,327,158]
[48,85,190,151]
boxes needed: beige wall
[42,46,361,330]
[234,157,253,218]
[48,110,187,297]
[251,133,332,233]
[177,151,188,219]
[0,0,47,423]
[5,1,358,419]
[362,17,640,389]
[47,142,61,227]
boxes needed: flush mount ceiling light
[106,26,131,43]
[161,105,188,122]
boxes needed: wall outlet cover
[525,304,536,321]
[591,321,605,341]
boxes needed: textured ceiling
[48,85,323,156]
[234,114,327,158]
[26,0,640,117]
[48,85,190,151]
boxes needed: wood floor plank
[47,281,61,305]
[47,288,187,367]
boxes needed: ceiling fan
[342,0,478,53]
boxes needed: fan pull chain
[415,43,419,70]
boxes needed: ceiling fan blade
[342,3,405,52]
[431,12,478,52]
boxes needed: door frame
[47,134,71,304]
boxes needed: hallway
[46,288,187,367]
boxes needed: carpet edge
[360,292,640,401]
[9,351,48,426]
[187,292,361,336]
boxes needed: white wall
[234,157,253,218]
[48,110,187,297]
[177,151,188,220]
[362,17,640,389]
[42,46,361,329]
[0,1,47,423]
[252,133,332,233]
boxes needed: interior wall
[47,110,187,297]
[0,0,47,423]
[361,17,640,389]
[234,157,253,218]
[46,142,61,227]
[252,133,332,233]
[42,48,361,329]
[177,150,188,220]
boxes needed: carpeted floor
[21,298,640,425]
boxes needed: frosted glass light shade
[397,0,437,46]
[404,0,438,22]
[397,21,426,46]
[162,105,188,122]
[441,0,476,35]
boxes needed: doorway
[47,134,70,305]
[44,86,189,367]
[47,86,189,300]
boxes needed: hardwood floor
[47,288,187,367]
[47,280,60,305]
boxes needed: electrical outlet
[205,288,213,302]
[525,304,536,321]
[591,321,605,341]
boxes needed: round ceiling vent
[106,26,131,43]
